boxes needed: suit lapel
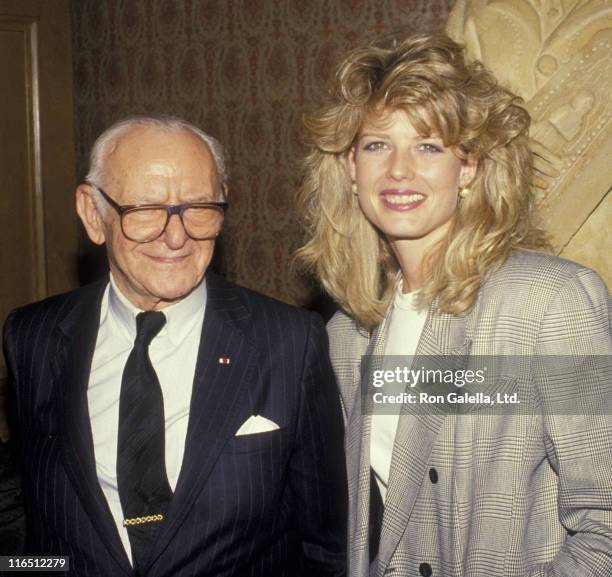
[55,280,133,575]
[375,304,471,575]
[146,273,261,569]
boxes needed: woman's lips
[379,190,426,211]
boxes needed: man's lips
[146,254,190,264]
[379,189,426,211]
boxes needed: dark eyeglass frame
[90,184,228,243]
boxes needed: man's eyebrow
[126,191,218,204]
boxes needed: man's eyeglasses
[90,184,228,243]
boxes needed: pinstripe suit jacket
[3,272,347,577]
[328,251,612,577]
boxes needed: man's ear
[459,157,477,188]
[76,184,106,245]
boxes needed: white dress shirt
[87,274,206,562]
[370,282,427,500]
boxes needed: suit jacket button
[429,468,438,484]
[419,562,432,577]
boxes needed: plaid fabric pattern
[328,251,612,577]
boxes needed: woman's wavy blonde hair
[297,33,549,329]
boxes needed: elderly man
[3,116,346,576]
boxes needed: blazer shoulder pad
[487,250,607,295]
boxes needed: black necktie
[369,468,384,563]
[117,311,172,571]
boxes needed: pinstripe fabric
[3,272,347,577]
[328,251,612,577]
[0,437,25,554]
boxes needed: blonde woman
[298,34,612,577]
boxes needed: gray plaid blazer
[328,251,612,577]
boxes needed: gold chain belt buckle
[123,513,165,526]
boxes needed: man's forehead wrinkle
[105,129,217,185]
[144,160,182,178]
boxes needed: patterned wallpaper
[71,0,453,306]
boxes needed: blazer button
[419,562,432,576]
[429,468,438,484]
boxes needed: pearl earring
[351,183,358,196]
[458,186,470,199]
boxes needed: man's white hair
[85,115,228,216]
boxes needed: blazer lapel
[375,304,471,575]
[346,316,390,577]
[338,322,371,421]
[146,273,262,569]
[55,280,133,575]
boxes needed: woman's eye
[363,141,387,152]
[418,142,444,153]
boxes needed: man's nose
[387,150,416,181]
[162,213,188,249]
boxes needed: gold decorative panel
[447,0,612,288]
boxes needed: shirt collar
[394,277,419,311]
[108,273,207,346]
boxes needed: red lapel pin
[218,357,231,365]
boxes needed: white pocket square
[235,415,280,436]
